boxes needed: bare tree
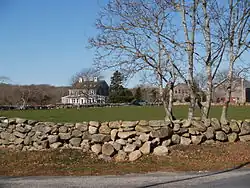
[89,0,184,122]
[220,0,250,123]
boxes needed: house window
[175,90,177,94]
[72,99,76,103]
[178,89,181,93]
[76,99,79,103]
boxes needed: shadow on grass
[136,161,250,188]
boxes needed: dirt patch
[1,142,250,176]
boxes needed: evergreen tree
[109,71,134,103]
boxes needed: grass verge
[1,142,250,176]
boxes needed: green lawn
[1,105,250,122]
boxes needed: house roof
[72,80,107,89]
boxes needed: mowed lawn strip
[1,105,250,122]
[1,142,250,176]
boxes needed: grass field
[1,105,250,122]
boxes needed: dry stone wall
[1,117,250,162]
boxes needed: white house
[61,77,109,105]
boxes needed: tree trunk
[167,82,176,121]
[159,85,174,122]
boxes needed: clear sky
[0,0,119,86]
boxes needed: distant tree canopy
[134,87,142,101]
[109,71,134,103]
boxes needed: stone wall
[1,117,250,162]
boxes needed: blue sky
[0,0,119,86]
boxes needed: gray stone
[102,143,115,156]
[99,124,111,135]
[59,126,68,133]
[13,131,26,139]
[24,136,31,145]
[112,142,122,151]
[149,120,170,127]
[91,134,110,143]
[153,146,169,156]
[64,123,75,128]
[138,120,149,126]
[162,139,172,147]
[135,125,152,133]
[239,135,250,142]
[182,133,190,137]
[239,121,250,135]
[180,137,191,145]
[171,134,181,144]
[221,124,231,134]
[89,121,100,128]
[121,121,137,128]
[228,133,238,142]
[191,135,205,145]
[59,133,71,140]
[211,118,221,131]
[203,119,211,127]
[134,139,142,148]
[75,122,88,132]
[203,139,215,145]
[0,132,10,140]
[188,128,199,135]
[151,137,160,145]
[230,120,240,133]
[116,139,126,145]
[124,143,137,153]
[173,124,180,132]
[205,127,215,139]
[138,133,150,142]
[127,138,133,143]
[91,144,102,154]
[50,142,62,149]
[82,132,92,141]
[182,120,191,128]
[27,120,37,125]
[71,130,82,138]
[24,125,32,132]
[16,125,26,133]
[215,131,228,141]
[110,129,118,141]
[14,138,24,145]
[109,121,120,129]
[115,150,127,162]
[150,127,173,138]
[179,128,188,134]
[121,127,135,132]
[139,141,151,154]
[129,150,142,161]
[89,126,98,134]
[192,121,207,132]
[118,131,136,139]
[16,118,27,124]
[69,138,82,147]
[81,140,90,152]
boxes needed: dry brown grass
[1,142,250,176]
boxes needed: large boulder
[138,133,150,142]
[205,127,215,140]
[116,139,126,145]
[13,131,26,139]
[138,120,149,126]
[112,142,122,151]
[91,144,102,154]
[59,133,71,140]
[115,150,127,162]
[139,141,151,155]
[89,121,100,128]
[59,126,68,133]
[91,134,111,143]
[121,121,137,128]
[48,135,59,144]
[239,121,250,135]
[192,121,206,132]
[135,125,152,133]
[102,143,115,156]
[228,133,238,142]
[180,137,191,145]
[69,138,82,147]
[230,120,240,133]
[129,150,142,161]
[99,124,111,135]
[215,131,227,141]
[239,135,250,142]
[191,135,205,145]
[149,120,171,127]
[211,118,221,131]
[221,124,231,134]
[150,127,173,138]
[50,142,62,149]
[171,134,180,144]
[109,121,120,129]
[124,143,137,153]
[75,122,88,132]
[110,129,118,141]
[117,131,136,139]
[89,126,98,134]
[71,130,82,138]
[153,146,169,156]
